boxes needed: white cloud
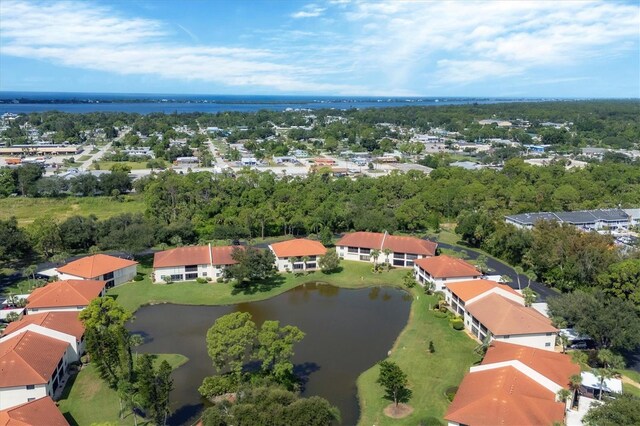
[0,0,358,93]
[291,4,325,19]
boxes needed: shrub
[420,417,443,426]
[80,354,90,365]
[432,311,448,319]
[444,386,459,402]
[450,319,464,330]
[216,278,224,283]
[133,274,143,281]
[196,277,208,284]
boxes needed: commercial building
[505,208,632,231]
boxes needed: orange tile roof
[210,246,243,265]
[57,254,137,279]
[27,280,105,310]
[445,366,565,426]
[2,312,84,341]
[0,331,69,387]
[466,293,558,335]
[446,279,522,302]
[153,245,241,268]
[336,232,437,256]
[483,341,580,387]
[0,396,69,426]
[153,246,211,268]
[270,239,327,258]
[414,255,480,278]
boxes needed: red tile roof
[466,293,558,336]
[57,254,137,279]
[446,279,522,302]
[445,366,565,426]
[153,245,241,268]
[336,232,437,256]
[0,331,69,387]
[2,312,84,341]
[0,396,69,426]
[27,280,105,310]
[483,341,580,387]
[269,239,327,258]
[414,255,480,278]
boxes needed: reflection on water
[127,283,411,425]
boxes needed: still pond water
[127,283,411,425]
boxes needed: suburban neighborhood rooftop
[269,239,327,258]
[336,231,437,255]
[57,254,138,279]
[445,279,521,302]
[414,255,479,278]
[1,311,85,341]
[26,279,106,309]
[0,396,69,426]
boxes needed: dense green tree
[205,312,257,379]
[79,298,133,387]
[15,164,44,196]
[0,217,31,262]
[583,394,640,426]
[27,217,62,258]
[376,361,412,409]
[224,247,276,285]
[69,173,100,196]
[59,215,98,251]
[597,259,640,307]
[319,249,340,273]
[455,210,495,247]
[99,171,132,195]
[0,168,16,197]
[155,360,174,425]
[256,320,305,387]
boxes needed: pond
[126,283,412,425]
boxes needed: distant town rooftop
[505,208,630,226]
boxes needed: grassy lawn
[357,289,480,425]
[110,260,408,312]
[58,353,188,426]
[0,196,145,225]
[93,161,149,170]
[77,155,92,162]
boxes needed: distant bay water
[0,92,548,114]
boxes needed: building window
[293,263,304,270]
[394,252,404,259]
[348,247,358,254]
[545,342,551,347]
[185,273,198,280]
[306,262,317,269]
[185,265,198,272]
[103,272,114,280]
[393,259,404,266]
[546,332,552,336]
[406,260,414,267]
[359,255,371,261]
[170,274,183,281]
[26,385,35,390]
[28,398,35,402]
[202,272,207,277]
[360,248,370,254]
[503,335,510,339]
[406,253,418,260]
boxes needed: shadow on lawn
[230,274,287,295]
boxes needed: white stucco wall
[493,333,557,351]
[273,255,320,272]
[0,384,48,410]
[26,306,85,314]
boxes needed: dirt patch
[383,403,414,419]
[621,375,640,389]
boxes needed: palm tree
[289,256,300,271]
[474,332,493,356]
[383,248,392,264]
[301,255,310,270]
[371,249,381,265]
[557,388,571,403]
[23,265,37,291]
[595,349,624,400]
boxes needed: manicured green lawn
[357,289,480,425]
[109,260,408,312]
[0,196,145,225]
[77,155,92,162]
[58,353,188,426]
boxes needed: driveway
[435,241,559,302]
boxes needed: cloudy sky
[0,0,638,97]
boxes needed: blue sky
[0,0,638,97]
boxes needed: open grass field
[0,196,145,225]
[58,353,188,426]
[92,161,149,170]
[356,289,480,425]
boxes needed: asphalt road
[436,242,559,302]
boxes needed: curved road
[436,242,559,302]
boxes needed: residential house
[269,239,327,272]
[25,280,106,314]
[336,232,437,267]
[0,396,69,425]
[459,291,558,350]
[152,245,240,283]
[445,341,580,426]
[56,254,138,288]
[413,255,482,291]
[1,312,85,361]
[0,331,74,409]
[444,279,522,316]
